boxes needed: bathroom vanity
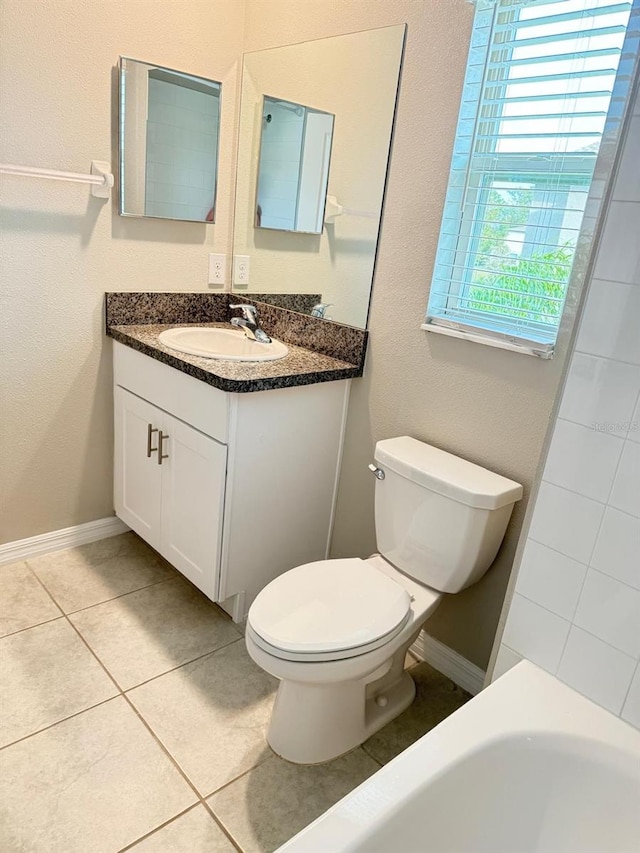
[108,294,365,621]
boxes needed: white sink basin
[158,327,288,362]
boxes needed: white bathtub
[278,661,640,853]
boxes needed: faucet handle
[230,303,257,323]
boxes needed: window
[424,0,636,357]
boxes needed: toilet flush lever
[368,464,385,480]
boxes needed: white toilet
[246,436,523,764]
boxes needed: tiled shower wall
[492,87,640,728]
[145,77,219,221]
[257,101,305,230]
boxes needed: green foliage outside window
[466,187,575,325]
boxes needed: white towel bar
[0,160,113,198]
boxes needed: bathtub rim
[276,660,640,852]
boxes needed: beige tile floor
[0,533,470,853]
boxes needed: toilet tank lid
[374,437,523,510]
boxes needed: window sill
[421,322,554,359]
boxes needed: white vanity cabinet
[113,341,350,620]
[115,387,226,599]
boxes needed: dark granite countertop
[108,323,362,393]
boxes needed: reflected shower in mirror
[256,96,334,234]
[119,57,221,223]
[232,25,406,329]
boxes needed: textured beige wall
[244,0,580,669]
[0,0,244,543]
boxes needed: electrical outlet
[208,253,226,285]
[233,254,250,286]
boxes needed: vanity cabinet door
[114,387,163,550]
[159,413,227,600]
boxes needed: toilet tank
[373,437,523,593]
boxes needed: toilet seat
[247,557,412,663]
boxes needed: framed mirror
[256,96,334,234]
[119,57,221,223]
[232,25,406,329]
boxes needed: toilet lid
[248,558,412,655]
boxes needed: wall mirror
[119,57,221,223]
[232,25,406,329]
[256,96,334,234]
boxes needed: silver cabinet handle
[368,463,385,480]
[158,431,169,465]
[147,424,158,457]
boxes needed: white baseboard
[0,517,130,566]
[409,631,485,695]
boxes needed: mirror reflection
[232,25,406,329]
[256,96,334,234]
[119,57,221,223]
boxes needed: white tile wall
[494,82,640,727]
[609,441,640,516]
[558,353,640,432]
[544,419,623,502]
[573,569,640,658]
[557,627,636,714]
[257,104,304,230]
[502,594,571,672]
[145,78,219,221]
[593,202,640,283]
[515,540,587,620]
[527,482,604,564]
[591,508,640,589]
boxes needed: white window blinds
[424,0,636,356]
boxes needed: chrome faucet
[230,304,272,344]
[311,302,333,319]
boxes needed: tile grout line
[30,556,243,694]
[34,547,252,853]
[0,626,243,751]
[114,803,203,853]
[5,544,392,852]
[201,747,275,802]
[62,573,180,617]
[21,561,65,612]
[618,659,639,716]
[587,564,640,595]
[573,347,640,369]
[120,691,207,801]
[121,636,244,695]
[555,414,628,442]
[538,477,616,511]
[0,612,64,641]
[557,415,634,666]
[201,800,245,853]
[359,743,385,767]
[119,691,245,853]
[0,563,124,752]
[516,587,638,664]
[28,566,128,693]
[538,476,640,514]
[5,568,254,852]
[1,567,181,640]
[0,693,121,752]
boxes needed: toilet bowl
[246,553,442,764]
[246,436,523,764]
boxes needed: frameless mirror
[232,25,406,329]
[256,96,334,234]
[119,57,221,223]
